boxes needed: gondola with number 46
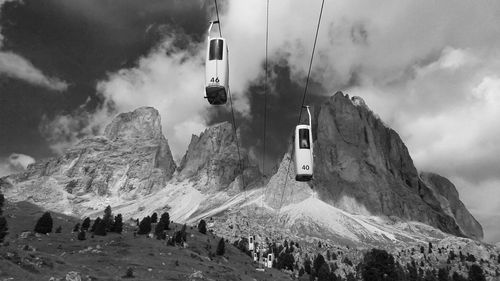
[205,20,229,105]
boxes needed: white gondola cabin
[205,21,229,105]
[248,235,255,251]
[267,253,274,268]
[294,106,313,181]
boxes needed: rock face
[177,122,260,192]
[1,107,176,213]
[420,172,483,240]
[306,92,482,239]
[0,96,483,243]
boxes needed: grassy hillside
[0,200,292,280]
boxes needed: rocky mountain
[1,107,176,214]
[0,93,484,248]
[306,92,482,240]
[420,172,483,240]
[177,122,261,193]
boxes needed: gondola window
[209,39,224,60]
[299,129,310,149]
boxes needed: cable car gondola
[294,106,313,182]
[205,20,229,105]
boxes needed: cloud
[0,52,69,91]
[0,153,35,177]
[218,0,500,241]
[0,0,68,91]
[96,34,210,161]
[41,31,210,161]
[39,98,102,154]
[35,0,500,241]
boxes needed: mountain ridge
[0,93,484,246]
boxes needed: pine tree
[155,220,166,239]
[0,217,8,243]
[438,267,449,281]
[299,267,305,277]
[346,272,356,281]
[317,263,331,281]
[95,219,107,236]
[173,224,187,244]
[304,258,312,275]
[0,193,7,243]
[452,272,467,281]
[361,248,398,281]
[408,260,420,281]
[73,223,80,232]
[424,269,438,281]
[198,219,207,234]
[124,267,134,278]
[102,205,113,231]
[216,238,225,255]
[449,251,456,261]
[151,212,158,223]
[466,254,476,262]
[468,264,486,281]
[160,212,170,230]
[277,252,295,271]
[137,216,152,235]
[0,193,4,216]
[313,254,326,277]
[112,214,123,234]
[91,217,101,233]
[181,224,187,241]
[34,212,53,234]
[81,217,91,231]
[77,229,86,240]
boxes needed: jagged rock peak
[177,121,260,191]
[1,106,177,215]
[104,106,163,141]
[420,172,483,240]
[350,95,366,107]
[308,91,481,238]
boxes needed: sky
[0,0,499,243]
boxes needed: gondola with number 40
[294,106,314,182]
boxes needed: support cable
[260,0,270,217]
[275,0,325,222]
[214,0,223,37]
[214,0,247,200]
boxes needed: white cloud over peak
[96,37,209,161]
[0,153,35,177]
[41,34,211,161]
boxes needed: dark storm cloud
[0,0,209,158]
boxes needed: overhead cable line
[214,0,247,200]
[275,0,325,222]
[260,0,270,217]
[214,0,223,37]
